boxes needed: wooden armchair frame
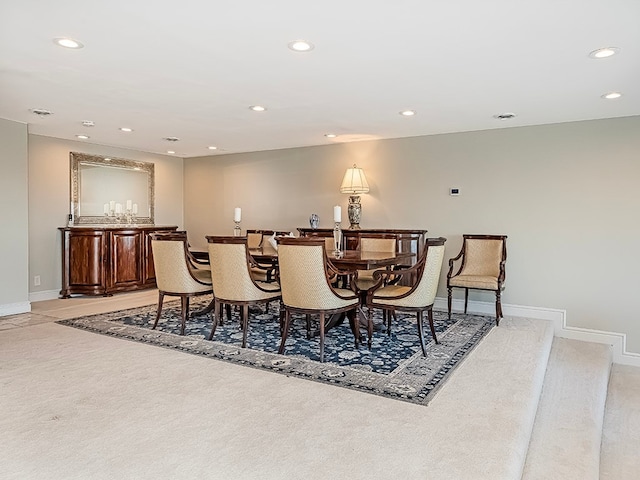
[446,234,507,325]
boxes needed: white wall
[0,118,29,315]
[184,116,640,353]
[28,135,185,297]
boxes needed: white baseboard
[0,301,31,317]
[29,290,60,302]
[435,297,640,367]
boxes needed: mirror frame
[70,152,155,225]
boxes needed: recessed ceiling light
[30,108,53,116]
[324,133,337,138]
[493,113,517,120]
[81,120,95,127]
[589,47,620,59]
[288,40,314,52]
[53,37,84,49]
[601,92,622,99]
[400,110,416,116]
[208,146,218,150]
[167,150,176,154]
[75,134,90,140]
[249,105,266,112]
[163,136,180,142]
[119,127,133,132]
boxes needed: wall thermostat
[450,188,460,196]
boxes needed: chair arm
[326,260,360,294]
[248,256,278,283]
[447,249,464,280]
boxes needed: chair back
[151,235,209,293]
[246,231,264,249]
[207,236,264,302]
[411,238,447,306]
[359,235,397,254]
[277,238,352,310]
[459,235,507,278]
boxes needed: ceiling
[1,0,638,158]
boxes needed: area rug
[58,299,494,406]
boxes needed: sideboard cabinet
[59,225,177,298]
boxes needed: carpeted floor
[58,298,494,406]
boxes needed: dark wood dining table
[248,247,415,274]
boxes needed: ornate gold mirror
[70,152,155,225]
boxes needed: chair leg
[495,291,502,326]
[241,305,249,348]
[416,311,428,357]
[464,288,469,314]
[209,301,220,340]
[347,310,360,348]
[153,292,164,329]
[305,314,312,339]
[278,309,291,354]
[428,307,438,344]
[179,296,188,335]
[386,309,393,336]
[447,287,452,320]
[319,312,326,362]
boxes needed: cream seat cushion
[449,274,499,290]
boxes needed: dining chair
[206,236,282,348]
[245,229,289,282]
[276,237,367,362]
[366,237,447,356]
[354,233,398,292]
[447,234,507,325]
[150,233,213,335]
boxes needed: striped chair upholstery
[206,236,281,348]
[447,235,507,325]
[366,237,447,356]
[151,234,213,335]
[277,237,366,362]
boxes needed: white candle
[103,203,109,214]
[126,199,132,211]
[115,203,122,214]
[109,200,115,212]
[333,205,342,223]
[234,207,242,222]
[132,203,138,214]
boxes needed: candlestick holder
[233,221,242,237]
[333,222,342,256]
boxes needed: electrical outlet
[34,275,41,286]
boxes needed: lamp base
[347,195,362,229]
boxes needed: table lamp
[340,164,369,229]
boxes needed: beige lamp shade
[340,165,370,194]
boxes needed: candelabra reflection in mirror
[103,199,138,224]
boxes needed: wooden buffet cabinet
[59,225,178,298]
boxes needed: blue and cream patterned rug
[58,298,494,406]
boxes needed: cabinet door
[67,231,106,289]
[143,230,157,285]
[108,231,143,289]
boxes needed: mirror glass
[70,152,155,225]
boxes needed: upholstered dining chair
[447,234,507,325]
[354,233,398,292]
[245,229,289,283]
[366,237,447,356]
[150,233,213,335]
[277,237,367,362]
[206,236,282,348]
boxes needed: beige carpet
[0,312,553,480]
[600,364,640,479]
[521,338,612,480]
